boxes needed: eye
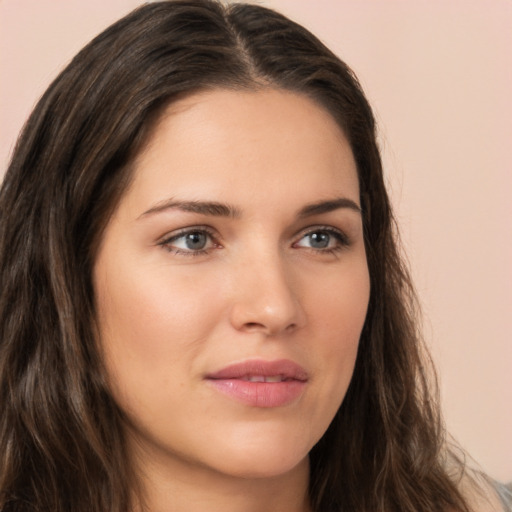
[159,228,218,255]
[294,227,349,252]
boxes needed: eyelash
[294,226,351,255]
[158,225,350,257]
[158,226,218,257]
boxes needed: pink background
[1,0,511,481]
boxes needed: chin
[215,451,309,480]
[202,428,312,480]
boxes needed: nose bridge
[229,243,305,335]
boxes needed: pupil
[185,232,207,250]
[310,232,329,248]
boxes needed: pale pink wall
[1,0,511,481]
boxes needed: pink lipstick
[205,359,308,408]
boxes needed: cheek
[98,256,217,337]
[304,258,369,410]
[311,259,370,344]
[93,256,224,402]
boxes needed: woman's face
[93,89,370,481]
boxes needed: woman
[0,1,509,511]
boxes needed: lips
[205,359,308,408]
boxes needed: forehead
[125,88,359,213]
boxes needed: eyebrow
[139,199,242,219]
[139,196,361,220]
[297,198,361,218]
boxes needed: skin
[93,88,370,512]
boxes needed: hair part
[0,1,469,511]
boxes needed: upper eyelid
[158,226,218,244]
[298,224,342,233]
[157,227,220,256]
[158,223,348,238]
[294,224,348,239]
[156,224,351,251]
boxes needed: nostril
[231,289,306,335]
[242,321,297,334]
[244,322,265,330]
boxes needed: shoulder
[443,449,511,512]
[456,472,512,512]
[490,481,512,512]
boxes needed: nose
[228,252,306,337]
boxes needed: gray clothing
[494,480,512,511]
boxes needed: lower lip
[206,379,306,408]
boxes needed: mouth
[205,359,308,408]
[239,375,292,382]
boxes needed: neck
[131,446,311,512]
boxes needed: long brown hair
[0,1,469,511]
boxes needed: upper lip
[206,359,308,381]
